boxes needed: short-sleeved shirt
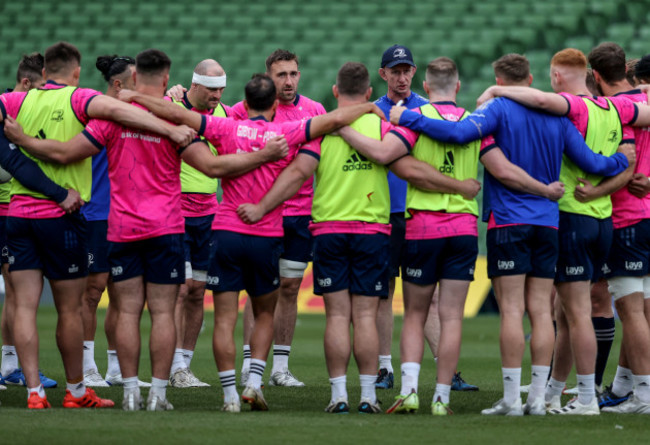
[83,103,185,242]
[300,120,418,236]
[375,91,428,214]
[0,81,99,219]
[232,94,326,217]
[199,114,311,237]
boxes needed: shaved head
[194,59,225,77]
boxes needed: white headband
[192,73,226,88]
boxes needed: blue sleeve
[398,102,498,144]
[562,121,628,177]
[0,125,68,203]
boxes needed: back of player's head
[44,41,81,76]
[336,62,370,96]
[588,42,626,84]
[626,58,639,86]
[96,55,135,83]
[245,73,277,111]
[425,57,458,93]
[136,49,171,76]
[16,52,44,84]
[551,48,588,69]
[636,54,650,84]
[585,68,600,95]
[265,49,298,72]
[492,54,530,84]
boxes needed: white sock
[576,373,595,405]
[502,367,521,405]
[67,381,86,398]
[82,341,96,373]
[181,349,194,368]
[400,362,421,396]
[545,377,566,402]
[248,359,266,389]
[219,370,238,402]
[360,374,376,402]
[1,345,19,376]
[612,366,633,396]
[433,383,451,405]
[633,374,650,404]
[329,375,347,402]
[379,355,393,373]
[123,376,139,390]
[27,384,45,398]
[529,365,550,401]
[242,345,251,372]
[272,345,291,374]
[150,377,168,399]
[106,350,120,376]
[171,349,187,374]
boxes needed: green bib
[406,104,479,217]
[558,97,623,218]
[0,181,11,204]
[13,86,90,201]
[176,101,226,194]
[312,113,389,224]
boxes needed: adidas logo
[439,150,454,173]
[532,373,538,377]
[639,382,649,386]
[504,376,513,382]
[342,152,373,172]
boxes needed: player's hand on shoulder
[262,136,289,161]
[389,105,407,125]
[166,84,186,101]
[117,89,137,103]
[237,203,264,224]
[59,188,84,213]
[171,125,197,147]
[628,172,650,198]
[459,178,481,200]
[476,86,498,107]
[3,117,27,146]
[545,181,565,201]
[370,104,385,120]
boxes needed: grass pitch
[0,307,646,444]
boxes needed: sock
[242,345,251,372]
[150,377,167,399]
[272,345,291,374]
[529,365,551,402]
[67,380,86,398]
[1,345,19,376]
[633,374,650,404]
[181,349,194,368]
[248,359,266,389]
[400,362,421,396]
[576,373,595,405]
[502,368,521,405]
[27,384,45,398]
[106,350,120,376]
[545,377,566,402]
[612,366,633,396]
[170,349,187,374]
[329,375,347,402]
[82,341,96,373]
[379,355,393,373]
[360,374,377,402]
[433,383,451,405]
[592,316,615,387]
[219,370,238,402]
[123,376,139,390]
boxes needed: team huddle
[0,39,649,416]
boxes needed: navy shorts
[108,233,185,284]
[206,230,282,297]
[282,215,312,263]
[389,213,406,277]
[184,214,214,271]
[313,232,389,298]
[7,213,88,280]
[555,213,612,283]
[0,216,7,265]
[487,225,558,279]
[87,219,109,274]
[606,219,650,278]
[402,236,478,285]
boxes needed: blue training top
[398,97,629,228]
[80,149,109,221]
[375,91,428,214]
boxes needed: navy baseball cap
[381,45,416,68]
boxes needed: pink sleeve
[315,102,327,116]
[610,96,639,126]
[480,135,496,152]
[382,121,418,150]
[70,88,101,125]
[84,119,117,147]
[0,91,28,119]
[298,137,322,159]
[280,119,310,146]
[231,101,247,120]
[202,115,236,143]
[222,103,233,117]
[622,125,635,141]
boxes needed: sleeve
[0,125,68,203]
[611,96,639,126]
[230,101,248,121]
[0,92,28,120]
[83,119,113,149]
[71,88,102,125]
[201,115,234,142]
[281,119,311,146]
[398,100,498,144]
[622,125,635,143]
[298,137,322,162]
[383,122,418,152]
[479,135,498,157]
[563,120,629,177]
[558,92,578,118]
